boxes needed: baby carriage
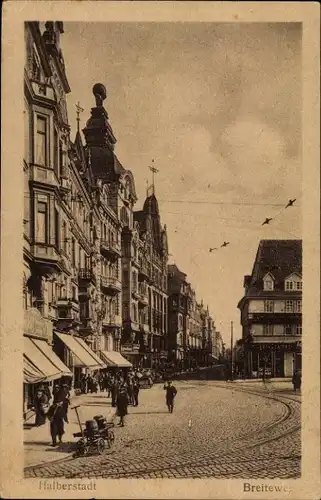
[72,405,115,457]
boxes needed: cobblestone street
[24,380,301,479]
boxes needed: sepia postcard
[1,1,320,499]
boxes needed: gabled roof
[284,272,302,281]
[263,272,275,281]
[239,239,302,303]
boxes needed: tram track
[24,383,301,479]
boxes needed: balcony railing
[100,276,122,294]
[78,268,96,284]
[100,240,121,259]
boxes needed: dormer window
[285,273,302,291]
[263,273,274,291]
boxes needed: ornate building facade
[23,22,106,410]
[167,264,215,369]
[133,194,169,367]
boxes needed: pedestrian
[163,380,177,413]
[33,387,49,426]
[292,369,302,393]
[116,386,128,427]
[133,380,140,407]
[46,385,68,446]
[47,399,68,447]
[80,373,87,394]
[127,379,134,405]
[111,378,119,407]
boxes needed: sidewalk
[226,379,302,398]
[24,391,116,469]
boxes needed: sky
[61,22,302,345]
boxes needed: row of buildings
[237,239,302,378]
[23,21,223,411]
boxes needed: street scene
[25,378,301,479]
[22,21,302,479]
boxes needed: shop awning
[100,350,133,368]
[75,337,106,369]
[24,356,46,384]
[32,338,72,377]
[24,337,66,383]
[55,332,105,369]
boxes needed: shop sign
[251,343,297,351]
[24,308,53,342]
[121,343,140,353]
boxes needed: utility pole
[230,321,234,381]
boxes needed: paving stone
[24,381,301,479]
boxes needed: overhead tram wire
[158,200,300,208]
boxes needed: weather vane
[149,159,159,195]
[76,101,84,132]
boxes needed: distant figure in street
[116,386,128,427]
[292,369,302,393]
[133,380,140,407]
[163,380,177,413]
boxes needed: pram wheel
[96,437,106,455]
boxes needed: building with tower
[23,22,106,416]
[133,191,169,368]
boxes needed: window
[80,301,89,319]
[53,128,59,176]
[36,116,47,166]
[32,48,41,80]
[295,324,302,336]
[285,300,294,312]
[285,280,294,290]
[264,300,274,313]
[62,221,67,253]
[263,324,274,335]
[296,281,302,290]
[295,300,302,313]
[285,324,293,335]
[71,238,76,267]
[263,275,274,291]
[36,201,48,243]
[24,102,30,162]
[54,209,59,248]
[59,141,64,174]
[72,286,77,301]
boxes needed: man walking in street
[163,380,177,413]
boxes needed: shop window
[264,300,274,313]
[36,201,48,243]
[35,115,48,166]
